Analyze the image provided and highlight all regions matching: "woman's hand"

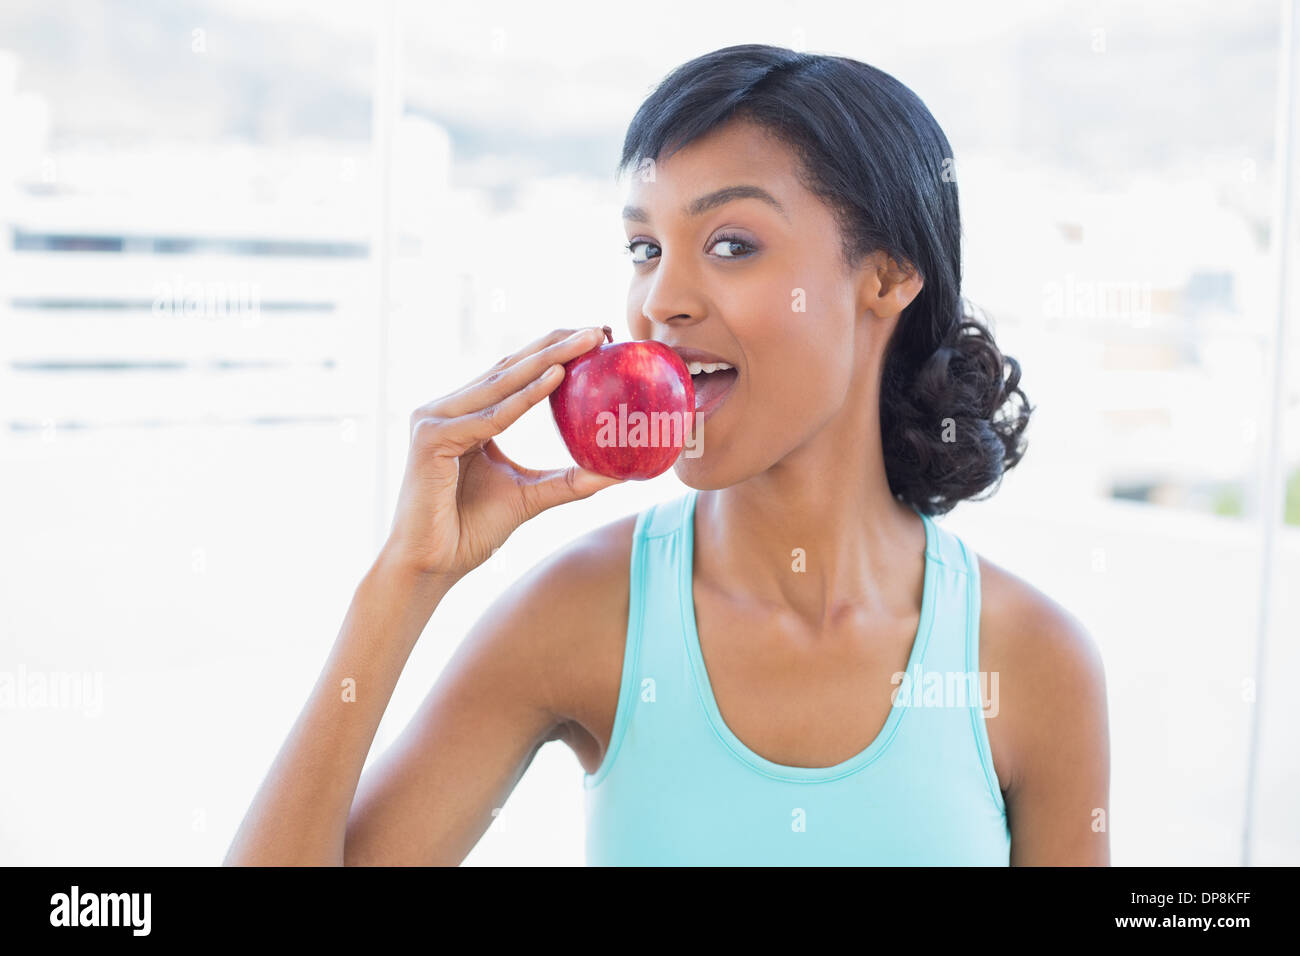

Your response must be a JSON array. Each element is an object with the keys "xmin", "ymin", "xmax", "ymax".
[{"xmin": 382, "ymin": 326, "xmax": 623, "ymax": 582}]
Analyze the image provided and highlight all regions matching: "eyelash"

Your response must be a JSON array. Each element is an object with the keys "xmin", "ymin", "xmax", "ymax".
[{"xmin": 623, "ymin": 232, "xmax": 756, "ymax": 262}]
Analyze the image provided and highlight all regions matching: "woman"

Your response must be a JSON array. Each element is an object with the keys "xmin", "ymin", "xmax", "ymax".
[{"xmin": 226, "ymin": 44, "xmax": 1110, "ymax": 866}]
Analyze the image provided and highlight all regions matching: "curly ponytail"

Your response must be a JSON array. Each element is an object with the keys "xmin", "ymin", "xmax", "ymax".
[{"xmin": 882, "ymin": 309, "xmax": 1032, "ymax": 516}]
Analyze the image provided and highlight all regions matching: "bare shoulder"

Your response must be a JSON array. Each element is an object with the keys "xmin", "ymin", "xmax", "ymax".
[
  {"xmin": 498, "ymin": 510, "xmax": 638, "ymax": 752},
  {"xmin": 974, "ymin": 550, "xmax": 1111, "ymax": 863},
  {"xmin": 976, "ymin": 553, "xmax": 1103, "ymax": 676},
  {"xmin": 975, "ymin": 552, "xmax": 1109, "ymax": 795}
]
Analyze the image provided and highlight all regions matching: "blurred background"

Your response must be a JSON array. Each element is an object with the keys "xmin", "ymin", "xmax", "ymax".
[{"xmin": 1, "ymin": 0, "xmax": 1297, "ymax": 866}]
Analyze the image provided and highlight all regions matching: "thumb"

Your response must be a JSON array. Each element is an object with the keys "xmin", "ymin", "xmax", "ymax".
[{"xmin": 524, "ymin": 465, "xmax": 625, "ymax": 517}]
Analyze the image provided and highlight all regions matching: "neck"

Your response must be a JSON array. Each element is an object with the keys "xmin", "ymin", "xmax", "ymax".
[{"xmin": 693, "ymin": 386, "xmax": 924, "ymax": 629}]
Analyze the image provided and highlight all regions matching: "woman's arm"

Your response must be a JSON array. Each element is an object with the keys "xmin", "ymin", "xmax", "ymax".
[
  {"xmin": 223, "ymin": 325, "xmax": 622, "ymax": 866},
  {"xmin": 222, "ymin": 555, "xmax": 453, "ymax": 865},
  {"xmin": 1000, "ymin": 591, "xmax": 1112, "ymax": 866},
  {"xmin": 341, "ymin": 515, "xmax": 635, "ymax": 865}
]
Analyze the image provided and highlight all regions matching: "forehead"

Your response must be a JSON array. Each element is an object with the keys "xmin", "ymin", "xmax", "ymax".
[{"xmin": 622, "ymin": 119, "xmax": 807, "ymax": 213}]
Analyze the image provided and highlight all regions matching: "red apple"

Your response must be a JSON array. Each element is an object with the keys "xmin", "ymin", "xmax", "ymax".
[{"xmin": 549, "ymin": 332, "xmax": 694, "ymax": 480}]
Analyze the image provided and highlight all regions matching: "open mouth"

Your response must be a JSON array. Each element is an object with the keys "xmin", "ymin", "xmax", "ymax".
[{"xmin": 685, "ymin": 360, "xmax": 739, "ymax": 416}]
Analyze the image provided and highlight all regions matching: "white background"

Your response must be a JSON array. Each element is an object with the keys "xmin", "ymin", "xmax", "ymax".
[{"xmin": 0, "ymin": 0, "xmax": 1297, "ymax": 866}]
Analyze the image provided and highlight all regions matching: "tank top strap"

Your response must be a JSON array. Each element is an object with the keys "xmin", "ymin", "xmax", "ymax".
[
  {"xmin": 638, "ymin": 488, "xmax": 695, "ymax": 539},
  {"xmin": 625, "ymin": 491, "xmax": 695, "ymax": 648},
  {"xmin": 898, "ymin": 508, "xmax": 1004, "ymax": 815},
  {"xmin": 920, "ymin": 512, "xmax": 982, "ymax": 676},
  {"xmin": 583, "ymin": 491, "xmax": 697, "ymax": 792},
  {"xmin": 917, "ymin": 506, "xmax": 969, "ymax": 570}
]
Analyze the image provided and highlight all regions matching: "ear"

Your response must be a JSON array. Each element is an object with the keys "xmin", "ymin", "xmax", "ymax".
[{"xmin": 857, "ymin": 251, "xmax": 924, "ymax": 321}]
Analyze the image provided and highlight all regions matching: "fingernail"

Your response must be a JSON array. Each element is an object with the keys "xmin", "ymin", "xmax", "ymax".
[{"xmin": 600, "ymin": 325, "xmax": 613, "ymax": 343}]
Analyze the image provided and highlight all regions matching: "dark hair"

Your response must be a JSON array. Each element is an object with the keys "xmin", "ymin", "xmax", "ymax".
[{"xmin": 617, "ymin": 44, "xmax": 1032, "ymax": 516}]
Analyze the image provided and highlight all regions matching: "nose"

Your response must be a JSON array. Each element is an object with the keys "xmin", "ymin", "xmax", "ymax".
[{"xmin": 635, "ymin": 252, "xmax": 706, "ymax": 333}]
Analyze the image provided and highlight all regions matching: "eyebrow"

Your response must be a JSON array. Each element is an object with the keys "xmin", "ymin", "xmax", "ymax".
[{"xmin": 622, "ymin": 185, "xmax": 788, "ymax": 223}]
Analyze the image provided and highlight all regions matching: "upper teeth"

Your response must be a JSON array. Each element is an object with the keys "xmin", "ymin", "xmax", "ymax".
[{"xmin": 686, "ymin": 361, "xmax": 734, "ymax": 375}]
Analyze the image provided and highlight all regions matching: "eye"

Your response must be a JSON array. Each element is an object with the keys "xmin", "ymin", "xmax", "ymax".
[
  {"xmin": 624, "ymin": 239, "xmax": 659, "ymax": 264},
  {"xmin": 710, "ymin": 232, "xmax": 756, "ymax": 259}
]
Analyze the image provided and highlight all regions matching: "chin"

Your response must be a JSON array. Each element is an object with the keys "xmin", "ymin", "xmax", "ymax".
[{"xmin": 672, "ymin": 452, "xmax": 746, "ymax": 491}]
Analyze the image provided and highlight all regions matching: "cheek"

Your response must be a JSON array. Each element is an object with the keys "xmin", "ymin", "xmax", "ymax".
[
  {"xmin": 736, "ymin": 279, "xmax": 856, "ymax": 421},
  {"xmin": 751, "ymin": 340, "xmax": 852, "ymax": 435}
]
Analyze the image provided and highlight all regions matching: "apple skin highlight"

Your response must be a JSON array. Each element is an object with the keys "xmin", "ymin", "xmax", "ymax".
[{"xmin": 548, "ymin": 335, "xmax": 695, "ymax": 480}]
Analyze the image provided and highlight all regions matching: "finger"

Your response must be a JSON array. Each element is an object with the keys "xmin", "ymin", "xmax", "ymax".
[
  {"xmin": 520, "ymin": 464, "xmax": 625, "ymax": 519},
  {"xmin": 472, "ymin": 327, "xmax": 578, "ymax": 386},
  {"xmin": 436, "ymin": 325, "xmax": 607, "ymax": 419},
  {"xmin": 423, "ymin": 361, "xmax": 568, "ymax": 457},
  {"xmin": 408, "ymin": 328, "xmax": 577, "ymax": 431}
]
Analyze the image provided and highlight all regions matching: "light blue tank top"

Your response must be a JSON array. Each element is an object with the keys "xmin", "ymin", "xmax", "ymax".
[{"xmin": 583, "ymin": 489, "xmax": 1010, "ymax": 865}]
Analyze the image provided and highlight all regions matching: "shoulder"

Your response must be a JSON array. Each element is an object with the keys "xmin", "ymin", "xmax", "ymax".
[
  {"xmin": 522, "ymin": 509, "xmax": 639, "ymax": 625},
  {"xmin": 974, "ymin": 550, "xmax": 1111, "ymax": 862},
  {"xmin": 976, "ymin": 553, "xmax": 1103, "ymax": 681},
  {"xmin": 482, "ymin": 509, "xmax": 639, "ymax": 729},
  {"xmin": 974, "ymin": 552, "xmax": 1109, "ymax": 793}
]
